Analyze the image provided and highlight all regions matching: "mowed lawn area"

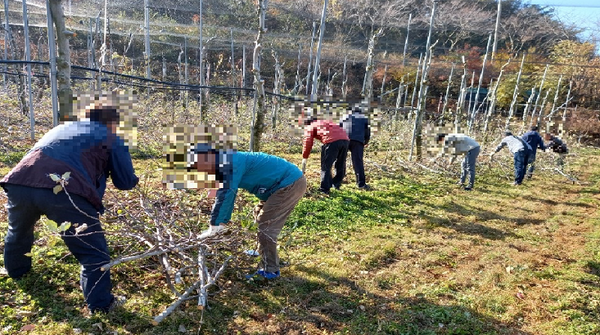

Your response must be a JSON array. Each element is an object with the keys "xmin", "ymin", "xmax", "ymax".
[{"xmin": 0, "ymin": 146, "xmax": 599, "ymax": 335}]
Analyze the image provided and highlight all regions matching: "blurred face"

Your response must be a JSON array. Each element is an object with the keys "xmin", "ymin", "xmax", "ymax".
[
  {"xmin": 106, "ymin": 120, "xmax": 118, "ymax": 134},
  {"xmin": 196, "ymin": 152, "xmax": 217, "ymax": 174}
]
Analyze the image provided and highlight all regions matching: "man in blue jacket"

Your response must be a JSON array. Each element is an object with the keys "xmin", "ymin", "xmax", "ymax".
[
  {"xmin": 340, "ymin": 107, "xmax": 371, "ymax": 190},
  {"xmin": 192, "ymin": 147, "xmax": 306, "ymax": 280},
  {"xmin": 521, "ymin": 125, "xmax": 546, "ymax": 179},
  {"xmin": 1, "ymin": 105, "xmax": 138, "ymax": 313}
]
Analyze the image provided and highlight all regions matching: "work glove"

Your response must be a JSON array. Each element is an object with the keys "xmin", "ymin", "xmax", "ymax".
[
  {"xmin": 301, "ymin": 158, "xmax": 307, "ymax": 174},
  {"xmin": 198, "ymin": 224, "xmax": 225, "ymax": 239}
]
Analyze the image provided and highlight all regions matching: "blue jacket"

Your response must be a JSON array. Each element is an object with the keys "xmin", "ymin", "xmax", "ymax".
[
  {"xmin": 0, "ymin": 120, "xmax": 138, "ymax": 210},
  {"xmin": 210, "ymin": 152, "xmax": 303, "ymax": 225},
  {"xmin": 522, "ymin": 131, "xmax": 546, "ymax": 156},
  {"xmin": 340, "ymin": 111, "xmax": 370, "ymax": 144}
]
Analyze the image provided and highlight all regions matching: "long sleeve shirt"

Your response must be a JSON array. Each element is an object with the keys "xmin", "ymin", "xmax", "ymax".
[
  {"xmin": 302, "ymin": 120, "xmax": 349, "ymax": 159},
  {"xmin": 522, "ymin": 131, "xmax": 546, "ymax": 155},
  {"xmin": 437, "ymin": 134, "xmax": 480, "ymax": 157},
  {"xmin": 340, "ymin": 112, "xmax": 371, "ymax": 144},
  {"xmin": 210, "ymin": 152, "xmax": 303, "ymax": 225},
  {"xmin": 493, "ymin": 135, "xmax": 531, "ymax": 155},
  {"xmin": 1, "ymin": 120, "xmax": 139, "ymax": 210}
]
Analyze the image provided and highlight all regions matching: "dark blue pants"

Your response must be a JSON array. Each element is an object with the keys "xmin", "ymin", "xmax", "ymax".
[
  {"xmin": 3, "ymin": 184, "xmax": 113, "ymax": 313},
  {"xmin": 513, "ymin": 150, "xmax": 528, "ymax": 184},
  {"xmin": 320, "ymin": 140, "xmax": 349, "ymax": 193},
  {"xmin": 348, "ymin": 140, "xmax": 366, "ymax": 187}
]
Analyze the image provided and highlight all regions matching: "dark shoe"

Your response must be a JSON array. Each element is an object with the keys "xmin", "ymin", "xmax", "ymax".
[
  {"xmin": 526, "ymin": 174, "xmax": 532, "ymax": 179},
  {"xmin": 333, "ymin": 184, "xmax": 341, "ymax": 190},
  {"xmin": 464, "ymin": 186, "xmax": 472, "ymax": 191},
  {"xmin": 358, "ymin": 184, "xmax": 371, "ymax": 191},
  {"xmin": 246, "ymin": 270, "xmax": 280, "ymax": 280}
]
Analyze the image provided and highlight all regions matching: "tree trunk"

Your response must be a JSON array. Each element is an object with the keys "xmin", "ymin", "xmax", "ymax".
[
  {"xmin": 439, "ymin": 63, "xmax": 454, "ymax": 125},
  {"xmin": 483, "ymin": 58, "xmax": 511, "ymax": 134},
  {"xmin": 362, "ymin": 27, "xmax": 384, "ymax": 102},
  {"xmin": 468, "ymin": 34, "xmax": 491, "ymax": 133},
  {"xmin": 409, "ymin": 0, "xmax": 437, "ymax": 161},
  {"xmin": 250, "ymin": 0, "xmax": 268, "ymax": 152},
  {"xmin": 505, "ymin": 54, "xmax": 525, "ymax": 129},
  {"xmin": 49, "ymin": 0, "xmax": 73, "ymax": 121},
  {"xmin": 310, "ymin": 0, "xmax": 328, "ymax": 102},
  {"xmin": 455, "ymin": 56, "xmax": 467, "ymax": 133}
]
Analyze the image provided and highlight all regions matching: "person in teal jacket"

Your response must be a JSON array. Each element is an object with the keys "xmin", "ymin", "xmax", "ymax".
[{"xmin": 192, "ymin": 146, "xmax": 306, "ymax": 280}]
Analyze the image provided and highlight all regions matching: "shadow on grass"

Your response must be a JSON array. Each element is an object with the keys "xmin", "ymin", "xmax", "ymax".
[
  {"xmin": 413, "ymin": 201, "xmax": 544, "ymax": 241},
  {"xmin": 520, "ymin": 195, "xmax": 596, "ymax": 208},
  {"xmin": 1, "ymin": 265, "xmax": 149, "ymax": 333},
  {"xmin": 217, "ymin": 265, "xmax": 533, "ymax": 334}
]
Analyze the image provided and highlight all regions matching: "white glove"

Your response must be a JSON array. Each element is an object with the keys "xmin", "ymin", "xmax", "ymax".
[
  {"xmin": 301, "ymin": 159, "xmax": 307, "ymax": 174},
  {"xmin": 198, "ymin": 224, "xmax": 225, "ymax": 239}
]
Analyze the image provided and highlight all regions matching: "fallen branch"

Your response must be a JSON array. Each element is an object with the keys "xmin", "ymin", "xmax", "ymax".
[
  {"xmin": 152, "ymin": 278, "xmax": 203, "ymax": 325},
  {"xmin": 540, "ymin": 167, "xmax": 580, "ymax": 184}
]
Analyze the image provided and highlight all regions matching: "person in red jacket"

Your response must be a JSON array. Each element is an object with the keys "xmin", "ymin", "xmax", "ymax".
[{"xmin": 302, "ymin": 118, "xmax": 350, "ymax": 194}]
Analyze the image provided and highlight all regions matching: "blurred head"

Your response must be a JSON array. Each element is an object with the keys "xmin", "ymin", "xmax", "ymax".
[
  {"xmin": 303, "ymin": 116, "xmax": 317, "ymax": 126},
  {"xmin": 435, "ymin": 133, "xmax": 447, "ymax": 143},
  {"xmin": 195, "ymin": 152, "xmax": 217, "ymax": 174},
  {"xmin": 544, "ymin": 133, "xmax": 553, "ymax": 141},
  {"xmin": 504, "ymin": 130, "xmax": 513, "ymax": 137},
  {"xmin": 87, "ymin": 106, "xmax": 120, "ymax": 133},
  {"xmin": 530, "ymin": 125, "xmax": 538, "ymax": 132},
  {"xmin": 190, "ymin": 143, "xmax": 217, "ymax": 174}
]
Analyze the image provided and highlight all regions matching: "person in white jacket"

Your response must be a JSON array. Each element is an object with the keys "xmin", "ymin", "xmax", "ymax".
[{"xmin": 433, "ymin": 133, "xmax": 480, "ymax": 191}]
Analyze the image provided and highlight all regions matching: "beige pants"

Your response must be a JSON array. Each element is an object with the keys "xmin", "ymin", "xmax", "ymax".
[{"xmin": 253, "ymin": 175, "xmax": 306, "ymax": 273}]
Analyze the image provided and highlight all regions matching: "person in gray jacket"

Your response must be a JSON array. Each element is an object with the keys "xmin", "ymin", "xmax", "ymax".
[
  {"xmin": 490, "ymin": 131, "xmax": 532, "ymax": 185},
  {"xmin": 434, "ymin": 133, "xmax": 480, "ymax": 191}
]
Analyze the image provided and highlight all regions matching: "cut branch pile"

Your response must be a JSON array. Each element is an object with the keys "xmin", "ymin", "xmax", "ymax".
[{"xmin": 101, "ymin": 184, "xmax": 254, "ymax": 324}]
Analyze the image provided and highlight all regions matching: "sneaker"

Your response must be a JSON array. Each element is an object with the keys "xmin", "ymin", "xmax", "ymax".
[
  {"xmin": 318, "ymin": 189, "xmax": 330, "ymax": 196},
  {"xmin": 245, "ymin": 270, "xmax": 280, "ymax": 280},
  {"xmin": 358, "ymin": 184, "xmax": 371, "ymax": 191},
  {"xmin": 464, "ymin": 186, "xmax": 472, "ymax": 191},
  {"xmin": 513, "ymin": 182, "xmax": 521, "ymax": 186},
  {"xmin": 244, "ymin": 250, "xmax": 259, "ymax": 257},
  {"xmin": 108, "ymin": 296, "xmax": 127, "ymax": 312},
  {"xmin": 91, "ymin": 296, "xmax": 126, "ymax": 314},
  {"xmin": 333, "ymin": 184, "xmax": 341, "ymax": 190}
]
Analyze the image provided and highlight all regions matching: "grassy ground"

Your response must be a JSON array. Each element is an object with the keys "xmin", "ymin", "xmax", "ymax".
[{"xmin": 0, "ymin": 143, "xmax": 599, "ymax": 334}]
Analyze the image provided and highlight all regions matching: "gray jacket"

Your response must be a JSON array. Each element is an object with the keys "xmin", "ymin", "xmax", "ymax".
[{"xmin": 494, "ymin": 135, "xmax": 532, "ymax": 155}]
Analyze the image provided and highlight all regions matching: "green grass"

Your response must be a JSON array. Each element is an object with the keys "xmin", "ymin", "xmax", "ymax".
[{"xmin": 1, "ymin": 148, "xmax": 600, "ymax": 334}]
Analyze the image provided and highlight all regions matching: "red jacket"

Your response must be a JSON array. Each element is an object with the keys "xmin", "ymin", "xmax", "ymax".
[{"xmin": 302, "ymin": 120, "xmax": 349, "ymax": 159}]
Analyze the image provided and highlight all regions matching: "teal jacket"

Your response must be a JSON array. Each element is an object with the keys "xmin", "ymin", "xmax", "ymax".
[{"xmin": 210, "ymin": 151, "xmax": 303, "ymax": 225}]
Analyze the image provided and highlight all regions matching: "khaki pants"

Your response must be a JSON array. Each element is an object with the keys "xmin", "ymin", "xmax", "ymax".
[{"xmin": 253, "ymin": 175, "xmax": 306, "ymax": 273}]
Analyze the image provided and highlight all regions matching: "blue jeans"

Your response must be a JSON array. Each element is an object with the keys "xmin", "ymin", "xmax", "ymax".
[
  {"xmin": 3, "ymin": 184, "xmax": 113, "ymax": 313},
  {"xmin": 526, "ymin": 153, "xmax": 536, "ymax": 177},
  {"xmin": 513, "ymin": 150, "xmax": 528, "ymax": 184},
  {"xmin": 460, "ymin": 146, "xmax": 480, "ymax": 188}
]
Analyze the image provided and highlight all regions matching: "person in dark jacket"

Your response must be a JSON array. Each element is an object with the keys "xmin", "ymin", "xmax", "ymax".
[
  {"xmin": 340, "ymin": 107, "xmax": 371, "ymax": 190},
  {"xmin": 544, "ymin": 133, "xmax": 568, "ymax": 168},
  {"xmin": 302, "ymin": 118, "xmax": 350, "ymax": 194},
  {"xmin": 521, "ymin": 125, "xmax": 546, "ymax": 179},
  {"xmin": 1, "ymin": 104, "xmax": 138, "ymax": 313}
]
